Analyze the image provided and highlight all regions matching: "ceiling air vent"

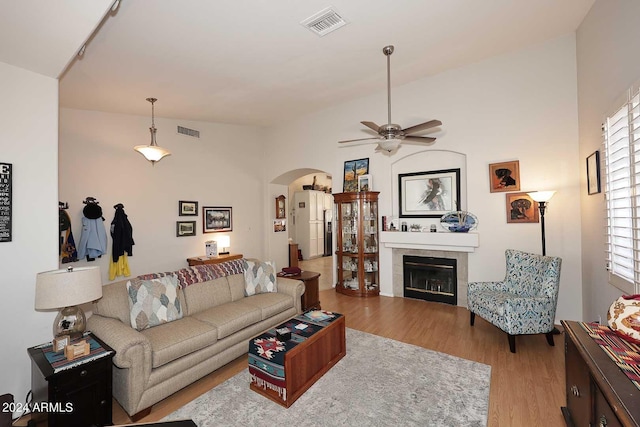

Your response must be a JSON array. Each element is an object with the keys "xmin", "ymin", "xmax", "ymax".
[
  {"xmin": 177, "ymin": 125, "xmax": 200, "ymax": 139},
  {"xmin": 301, "ymin": 7, "xmax": 348, "ymax": 37}
]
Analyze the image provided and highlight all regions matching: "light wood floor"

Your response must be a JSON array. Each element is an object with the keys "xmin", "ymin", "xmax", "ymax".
[
  {"xmin": 113, "ymin": 290, "xmax": 566, "ymax": 426},
  {"xmin": 299, "ymin": 255, "xmax": 333, "ymax": 291}
]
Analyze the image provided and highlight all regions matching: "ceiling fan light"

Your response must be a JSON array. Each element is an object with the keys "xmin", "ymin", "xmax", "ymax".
[{"xmin": 377, "ymin": 138, "xmax": 401, "ymax": 152}]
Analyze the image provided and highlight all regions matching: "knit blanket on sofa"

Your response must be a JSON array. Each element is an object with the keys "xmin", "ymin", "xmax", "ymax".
[{"xmin": 137, "ymin": 258, "xmax": 245, "ymax": 289}]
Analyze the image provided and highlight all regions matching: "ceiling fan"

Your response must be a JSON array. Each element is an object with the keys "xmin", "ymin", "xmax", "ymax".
[{"xmin": 339, "ymin": 45, "xmax": 442, "ymax": 153}]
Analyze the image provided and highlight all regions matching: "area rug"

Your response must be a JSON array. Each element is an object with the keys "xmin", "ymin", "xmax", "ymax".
[{"xmin": 162, "ymin": 328, "xmax": 491, "ymax": 426}]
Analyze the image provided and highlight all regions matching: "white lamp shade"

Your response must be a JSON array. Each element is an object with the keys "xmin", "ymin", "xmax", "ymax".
[
  {"xmin": 527, "ymin": 191, "xmax": 556, "ymax": 203},
  {"xmin": 35, "ymin": 266, "xmax": 103, "ymax": 309},
  {"xmin": 134, "ymin": 145, "xmax": 171, "ymax": 162},
  {"xmin": 377, "ymin": 138, "xmax": 401, "ymax": 152},
  {"xmin": 216, "ymin": 235, "xmax": 231, "ymax": 249}
]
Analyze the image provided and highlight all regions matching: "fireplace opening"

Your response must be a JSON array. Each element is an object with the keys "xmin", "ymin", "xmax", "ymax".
[{"xmin": 403, "ymin": 255, "xmax": 457, "ymax": 305}]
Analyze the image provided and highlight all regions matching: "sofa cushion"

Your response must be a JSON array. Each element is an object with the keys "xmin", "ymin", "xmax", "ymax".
[
  {"xmin": 243, "ymin": 259, "xmax": 277, "ymax": 296},
  {"xmin": 193, "ymin": 301, "xmax": 262, "ymax": 339},
  {"xmin": 140, "ymin": 317, "xmax": 218, "ymax": 368},
  {"xmin": 127, "ymin": 275, "xmax": 183, "ymax": 331},
  {"xmin": 243, "ymin": 292, "xmax": 294, "ymax": 319},
  {"xmin": 93, "ymin": 280, "xmax": 131, "ymax": 324},
  {"xmin": 182, "ymin": 277, "xmax": 232, "ymax": 316},
  {"xmin": 227, "ymin": 273, "xmax": 247, "ymax": 301}
]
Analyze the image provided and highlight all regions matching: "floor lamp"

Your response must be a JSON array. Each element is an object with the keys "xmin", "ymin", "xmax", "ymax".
[
  {"xmin": 527, "ymin": 191, "xmax": 556, "ymax": 256},
  {"xmin": 527, "ymin": 190, "xmax": 559, "ymax": 334}
]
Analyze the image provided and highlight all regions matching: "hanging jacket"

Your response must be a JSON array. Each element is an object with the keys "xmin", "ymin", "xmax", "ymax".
[
  {"xmin": 59, "ymin": 209, "xmax": 78, "ymax": 263},
  {"xmin": 111, "ymin": 204, "xmax": 134, "ymax": 262},
  {"xmin": 77, "ymin": 216, "xmax": 107, "ymax": 260}
]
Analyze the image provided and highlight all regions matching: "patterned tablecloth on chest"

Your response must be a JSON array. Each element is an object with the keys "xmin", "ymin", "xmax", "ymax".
[{"xmin": 248, "ymin": 311, "xmax": 343, "ymax": 401}]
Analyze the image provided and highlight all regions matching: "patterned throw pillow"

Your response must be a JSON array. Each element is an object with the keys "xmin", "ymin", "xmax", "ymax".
[
  {"xmin": 127, "ymin": 275, "xmax": 183, "ymax": 331},
  {"xmin": 243, "ymin": 259, "xmax": 277, "ymax": 296}
]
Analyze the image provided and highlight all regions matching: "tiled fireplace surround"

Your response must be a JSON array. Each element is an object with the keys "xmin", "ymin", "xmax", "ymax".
[{"xmin": 379, "ymin": 231, "xmax": 479, "ymax": 308}]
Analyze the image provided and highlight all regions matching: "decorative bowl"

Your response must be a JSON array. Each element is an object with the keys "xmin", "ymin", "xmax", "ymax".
[
  {"xmin": 440, "ymin": 211, "xmax": 478, "ymax": 232},
  {"xmin": 608, "ymin": 294, "xmax": 640, "ymax": 344}
]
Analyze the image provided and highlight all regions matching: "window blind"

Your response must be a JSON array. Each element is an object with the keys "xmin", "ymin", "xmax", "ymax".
[{"xmin": 604, "ymin": 87, "xmax": 640, "ymax": 294}]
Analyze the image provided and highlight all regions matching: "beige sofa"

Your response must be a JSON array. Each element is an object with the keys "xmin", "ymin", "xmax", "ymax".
[{"xmin": 86, "ymin": 260, "xmax": 304, "ymax": 419}]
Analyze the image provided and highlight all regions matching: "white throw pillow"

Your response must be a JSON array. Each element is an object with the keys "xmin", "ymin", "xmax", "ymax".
[{"xmin": 243, "ymin": 259, "xmax": 277, "ymax": 296}]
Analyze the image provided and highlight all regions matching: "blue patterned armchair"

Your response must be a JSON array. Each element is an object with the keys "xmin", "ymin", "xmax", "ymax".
[{"xmin": 467, "ymin": 249, "xmax": 562, "ymax": 353}]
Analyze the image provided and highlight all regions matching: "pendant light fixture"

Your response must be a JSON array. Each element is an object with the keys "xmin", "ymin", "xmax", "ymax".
[{"xmin": 134, "ymin": 97, "xmax": 171, "ymax": 165}]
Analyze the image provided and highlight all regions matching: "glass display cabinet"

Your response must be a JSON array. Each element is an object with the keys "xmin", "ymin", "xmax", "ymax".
[{"xmin": 333, "ymin": 191, "xmax": 379, "ymax": 297}]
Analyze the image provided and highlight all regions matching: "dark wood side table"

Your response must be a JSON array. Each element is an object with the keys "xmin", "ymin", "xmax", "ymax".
[
  {"xmin": 187, "ymin": 253, "xmax": 243, "ymax": 266},
  {"xmin": 278, "ymin": 270, "xmax": 321, "ymax": 311},
  {"xmin": 28, "ymin": 333, "xmax": 115, "ymax": 427}
]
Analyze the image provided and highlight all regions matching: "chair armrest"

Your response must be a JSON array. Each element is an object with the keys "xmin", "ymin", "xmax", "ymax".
[
  {"xmin": 276, "ymin": 277, "xmax": 305, "ymax": 313},
  {"xmin": 87, "ymin": 314, "xmax": 152, "ymax": 371}
]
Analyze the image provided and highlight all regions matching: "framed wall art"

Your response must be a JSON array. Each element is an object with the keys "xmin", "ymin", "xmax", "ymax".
[
  {"xmin": 505, "ymin": 192, "xmax": 539, "ymax": 223},
  {"xmin": 203, "ymin": 206, "xmax": 232, "ymax": 233},
  {"xmin": 179, "ymin": 200, "xmax": 198, "ymax": 216},
  {"xmin": 399, "ymin": 168, "xmax": 460, "ymax": 218},
  {"xmin": 587, "ymin": 150, "xmax": 601, "ymax": 195},
  {"xmin": 358, "ymin": 174, "xmax": 372, "ymax": 192},
  {"xmin": 489, "ymin": 161, "xmax": 520, "ymax": 193},
  {"xmin": 176, "ymin": 221, "xmax": 196, "ymax": 237},
  {"xmin": 343, "ymin": 158, "xmax": 369, "ymax": 192}
]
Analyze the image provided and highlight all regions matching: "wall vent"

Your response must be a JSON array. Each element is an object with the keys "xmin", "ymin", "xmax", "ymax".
[
  {"xmin": 177, "ymin": 126, "xmax": 200, "ymax": 138},
  {"xmin": 301, "ymin": 7, "xmax": 348, "ymax": 37}
]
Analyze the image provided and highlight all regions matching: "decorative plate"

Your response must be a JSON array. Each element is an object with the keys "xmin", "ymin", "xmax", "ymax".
[{"xmin": 440, "ymin": 211, "xmax": 478, "ymax": 232}]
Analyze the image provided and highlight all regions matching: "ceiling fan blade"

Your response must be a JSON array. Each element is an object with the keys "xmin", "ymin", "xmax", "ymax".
[
  {"xmin": 360, "ymin": 121, "xmax": 381, "ymax": 132},
  {"xmin": 403, "ymin": 136, "xmax": 437, "ymax": 143},
  {"xmin": 402, "ymin": 120, "xmax": 442, "ymax": 135},
  {"xmin": 338, "ymin": 137, "xmax": 380, "ymax": 144}
]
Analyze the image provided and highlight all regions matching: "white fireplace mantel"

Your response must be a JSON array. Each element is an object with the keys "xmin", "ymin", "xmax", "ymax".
[{"xmin": 379, "ymin": 231, "xmax": 479, "ymax": 252}]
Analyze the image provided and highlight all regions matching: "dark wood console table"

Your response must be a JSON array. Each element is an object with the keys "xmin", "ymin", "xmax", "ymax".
[{"xmin": 561, "ymin": 320, "xmax": 640, "ymax": 426}]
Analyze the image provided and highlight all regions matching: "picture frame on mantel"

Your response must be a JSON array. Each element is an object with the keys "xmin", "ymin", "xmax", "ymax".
[
  {"xmin": 586, "ymin": 150, "xmax": 601, "ymax": 195},
  {"xmin": 203, "ymin": 206, "xmax": 232, "ymax": 233},
  {"xmin": 399, "ymin": 168, "xmax": 460, "ymax": 218}
]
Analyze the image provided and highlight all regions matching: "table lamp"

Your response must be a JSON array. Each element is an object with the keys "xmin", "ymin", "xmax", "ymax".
[
  {"xmin": 217, "ymin": 236, "xmax": 230, "ymax": 255},
  {"xmin": 35, "ymin": 266, "xmax": 103, "ymax": 339}
]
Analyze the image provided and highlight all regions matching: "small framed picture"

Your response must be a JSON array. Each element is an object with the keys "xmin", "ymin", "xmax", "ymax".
[
  {"xmin": 203, "ymin": 207, "xmax": 232, "ymax": 233},
  {"xmin": 274, "ymin": 219, "xmax": 286, "ymax": 232},
  {"xmin": 489, "ymin": 161, "xmax": 520, "ymax": 193},
  {"xmin": 587, "ymin": 150, "xmax": 601, "ymax": 195},
  {"xmin": 358, "ymin": 174, "xmax": 372, "ymax": 192},
  {"xmin": 505, "ymin": 192, "xmax": 539, "ymax": 223},
  {"xmin": 176, "ymin": 221, "xmax": 196, "ymax": 237},
  {"xmin": 53, "ymin": 335, "xmax": 70, "ymax": 353},
  {"xmin": 343, "ymin": 158, "xmax": 369, "ymax": 192},
  {"xmin": 179, "ymin": 201, "xmax": 198, "ymax": 216}
]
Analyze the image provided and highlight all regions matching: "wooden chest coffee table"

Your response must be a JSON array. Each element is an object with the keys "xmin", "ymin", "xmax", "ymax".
[{"xmin": 248, "ymin": 312, "xmax": 346, "ymax": 407}]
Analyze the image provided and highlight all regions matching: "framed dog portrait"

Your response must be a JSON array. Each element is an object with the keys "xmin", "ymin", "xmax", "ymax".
[
  {"xmin": 489, "ymin": 161, "xmax": 520, "ymax": 193},
  {"xmin": 505, "ymin": 192, "xmax": 539, "ymax": 223}
]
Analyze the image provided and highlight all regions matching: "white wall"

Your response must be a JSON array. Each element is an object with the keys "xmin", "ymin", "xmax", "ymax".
[
  {"xmin": 0, "ymin": 61, "xmax": 59, "ymax": 407},
  {"xmin": 576, "ymin": 0, "xmax": 640, "ymax": 322},
  {"xmin": 266, "ymin": 34, "xmax": 582, "ymax": 321},
  {"xmin": 59, "ymin": 108, "xmax": 266, "ymax": 283}
]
